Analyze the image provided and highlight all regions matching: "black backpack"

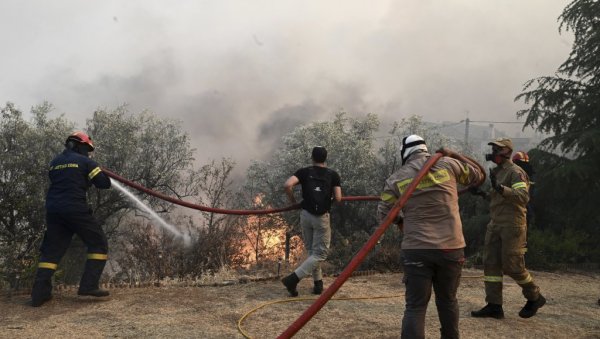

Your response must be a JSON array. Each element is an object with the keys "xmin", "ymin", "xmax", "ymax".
[{"xmin": 302, "ymin": 167, "xmax": 333, "ymax": 215}]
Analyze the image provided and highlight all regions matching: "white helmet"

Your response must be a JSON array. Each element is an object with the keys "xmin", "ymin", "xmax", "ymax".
[{"xmin": 401, "ymin": 134, "xmax": 427, "ymax": 164}]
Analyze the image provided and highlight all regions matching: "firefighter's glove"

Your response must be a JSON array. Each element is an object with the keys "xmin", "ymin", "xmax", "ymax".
[
  {"xmin": 489, "ymin": 170, "xmax": 503, "ymax": 194},
  {"xmin": 436, "ymin": 147, "xmax": 454, "ymax": 157}
]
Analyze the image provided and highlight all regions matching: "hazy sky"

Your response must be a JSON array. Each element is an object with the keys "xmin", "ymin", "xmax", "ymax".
[{"xmin": 0, "ymin": 0, "xmax": 573, "ymax": 167}]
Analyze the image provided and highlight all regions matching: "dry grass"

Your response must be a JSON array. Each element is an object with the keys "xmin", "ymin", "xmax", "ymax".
[{"xmin": 1, "ymin": 269, "xmax": 599, "ymax": 338}]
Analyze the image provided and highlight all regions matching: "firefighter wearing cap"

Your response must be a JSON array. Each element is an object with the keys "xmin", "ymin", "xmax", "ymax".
[
  {"xmin": 31, "ymin": 131, "xmax": 111, "ymax": 307},
  {"xmin": 377, "ymin": 135, "xmax": 484, "ymax": 339},
  {"xmin": 471, "ymin": 138, "xmax": 545, "ymax": 319}
]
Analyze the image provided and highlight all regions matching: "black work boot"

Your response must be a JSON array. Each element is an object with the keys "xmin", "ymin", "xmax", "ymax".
[
  {"xmin": 31, "ymin": 268, "xmax": 54, "ymax": 307},
  {"xmin": 78, "ymin": 258, "xmax": 109, "ymax": 297},
  {"xmin": 78, "ymin": 289, "xmax": 110, "ymax": 297},
  {"xmin": 313, "ymin": 280, "xmax": 323, "ymax": 295},
  {"xmin": 519, "ymin": 294, "xmax": 546, "ymax": 318},
  {"xmin": 471, "ymin": 303, "xmax": 505, "ymax": 319},
  {"xmin": 281, "ymin": 272, "xmax": 300, "ymax": 297}
]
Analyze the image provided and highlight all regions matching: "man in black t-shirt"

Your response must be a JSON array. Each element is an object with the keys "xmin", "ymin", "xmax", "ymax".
[{"xmin": 281, "ymin": 146, "xmax": 342, "ymax": 296}]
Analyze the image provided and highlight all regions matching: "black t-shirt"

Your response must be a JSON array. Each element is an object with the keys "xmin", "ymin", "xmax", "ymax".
[{"xmin": 294, "ymin": 166, "xmax": 341, "ymax": 215}]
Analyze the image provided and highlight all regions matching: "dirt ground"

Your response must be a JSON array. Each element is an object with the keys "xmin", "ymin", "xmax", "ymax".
[{"xmin": 1, "ymin": 269, "xmax": 599, "ymax": 339}]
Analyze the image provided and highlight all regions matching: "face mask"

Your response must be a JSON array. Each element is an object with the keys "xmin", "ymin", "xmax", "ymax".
[{"xmin": 485, "ymin": 149, "xmax": 505, "ymax": 164}]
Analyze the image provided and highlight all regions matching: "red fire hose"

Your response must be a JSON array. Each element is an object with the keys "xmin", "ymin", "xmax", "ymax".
[
  {"xmin": 102, "ymin": 168, "xmax": 379, "ymax": 215},
  {"xmin": 103, "ymin": 151, "xmax": 484, "ymax": 338},
  {"xmin": 277, "ymin": 152, "xmax": 444, "ymax": 338}
]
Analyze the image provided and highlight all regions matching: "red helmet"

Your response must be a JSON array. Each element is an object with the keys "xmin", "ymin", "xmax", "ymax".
[
  {"xmin": 512, "ymin": 151, "xmax": 529, "ymax": 163},
  {"xmin": 66, "ymin": 131, "xmax": 95, "ymax": 151}
]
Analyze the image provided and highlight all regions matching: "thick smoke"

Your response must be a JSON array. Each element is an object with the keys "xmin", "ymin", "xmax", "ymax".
[{"xmin": 0, "ymin": 0, "xmax": 572, "ymax": 169}]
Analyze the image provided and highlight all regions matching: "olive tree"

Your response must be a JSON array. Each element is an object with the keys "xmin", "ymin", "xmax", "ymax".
[
  {"xmin": 87, "ymin": 108, "xmax": 248, "ymax": 281},
  {"xmin": 0, "ymin": 102, "xmax": 242, "ymax": 287},
  {"xmin": 0, "ymin": 102, "xmax": 73, "ymax": 288},
  {"xmin": 242, "ymin": 113, "xmax": 384, "ymax": 271}
]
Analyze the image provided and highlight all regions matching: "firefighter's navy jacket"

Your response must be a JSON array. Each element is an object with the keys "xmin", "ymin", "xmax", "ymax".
[{"xmin": 45, "ymin": 149, "xmax": 111, "ymax": 213}]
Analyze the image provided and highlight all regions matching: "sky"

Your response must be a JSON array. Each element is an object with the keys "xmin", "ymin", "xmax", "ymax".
[{"xmin": 0, "ymin": 0, "xmax": 573, "ymax": 169}]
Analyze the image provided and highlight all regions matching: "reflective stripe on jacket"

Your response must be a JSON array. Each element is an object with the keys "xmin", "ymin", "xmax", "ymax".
[
  {"xmin": 489, "ymin": 160, "xmax": 529, "ymax": 226},
  {"xmin": 377, "ymin": 152, "xmax": 484, "ymax": 249},
  {"xmin": 45, "ymin": 149, "xmax": 111, "ymax": 213}
]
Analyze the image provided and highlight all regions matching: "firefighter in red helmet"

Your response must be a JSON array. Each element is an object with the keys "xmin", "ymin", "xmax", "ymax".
[
  {"xmin": 31, "ymin": 131, "xmax": 111, "ymax": 307},
  {"xmin": 512, "ymin": 151, "xmax": 529, "ymax": 163},
  {"xmin": 512, "ymin": 151, "xmax": 533, "ymax": 179}
]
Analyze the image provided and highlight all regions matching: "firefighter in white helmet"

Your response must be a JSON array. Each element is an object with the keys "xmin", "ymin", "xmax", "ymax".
[{"xmin": 377, "ymin": 135, "xmax": 484, "ymax": 339}]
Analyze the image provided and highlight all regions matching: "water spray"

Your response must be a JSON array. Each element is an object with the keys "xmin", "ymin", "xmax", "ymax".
[{"xmin": 111, "ymin": 179, "xmax": 192, "ymax": 247}]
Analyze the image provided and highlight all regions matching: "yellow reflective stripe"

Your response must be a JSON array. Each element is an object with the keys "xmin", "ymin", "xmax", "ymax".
[
  {"xmin": 484, "ymin": 276, "xmax": 503, "ymax": 282},
  {"xmin": 395, "ymin": 178, "xmax": 413, "ymax": 195},
  {"xmin": 396, "ymin": 169, "xmax": 451, "ymax": 194},
  {"xmin": 380, "ymin": 192, "xmax": 397, "ymax": 203},
  {"xmin": 516, "ymin": 274, "xmax": 533, "ymax": 285},
  {"xmin": 88, "ymin": 167, "xmax": 102, "ymax": 180},
  {"xmin": 511, "ymin": 182, "xmax": 527, "ymax": 190},
  {"xmin": 87, "ymin": 253, "xmax": 108, "ymax": 260},
  {"xmin": 38, "ymin": 262, "xmax": 58, "ymax": 270},
  {"xmin": 50, "ymin": 163, "xmax": 79, "ymax": 171}
]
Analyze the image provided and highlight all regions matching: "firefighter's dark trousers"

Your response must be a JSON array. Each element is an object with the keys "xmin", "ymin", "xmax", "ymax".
[
  {"xmin": 401, "ymin": 249, "xmax": 464, "ymax": 339},
  {"xmin": 483, "ymin": 223, "xmax": 540, "ymax": 305},
  {"xmin": 32, "ymin": 212, "xmax": 108, "ymax": 303}
]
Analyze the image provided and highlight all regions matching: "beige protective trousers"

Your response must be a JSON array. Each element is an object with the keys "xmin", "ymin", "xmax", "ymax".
[{"xmin": 483, "ymin": 223, "xmax": 540, "ymax": 305}]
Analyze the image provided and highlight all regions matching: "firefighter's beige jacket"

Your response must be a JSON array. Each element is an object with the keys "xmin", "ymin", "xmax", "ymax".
[
  {"xmin": 489, "ymin": 160, "xmax": 530, "ymax": 226},
  {"xmin": 377, "ymin": 152, "xmax": 484, "ymax": 249}
]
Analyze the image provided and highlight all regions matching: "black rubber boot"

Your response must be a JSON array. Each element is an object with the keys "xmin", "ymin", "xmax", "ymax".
[
  {"xmin": 78, "ymin": 259, "xmax": 109, "ymax": 297},
  {"xmin": 313, "ymin": 280, "xmax": 323, "ymax": 295},
  {"xmin": 281, "ymin": 272, "xmax": 300, "ymax": 297},
  {"xmin": 78, "ymin": 289, "xmax": 110, "ymax": 297},
  {"xmin": 519, "ymin": 294, "xmax": 546, "ymax": 318},
  {"xmin": 471, "ymin": 303, "xmax": 505, "ymax": 319},
  {"xmin": 31, "ymin": 268, "xmax": 54, "ymax": 307}
]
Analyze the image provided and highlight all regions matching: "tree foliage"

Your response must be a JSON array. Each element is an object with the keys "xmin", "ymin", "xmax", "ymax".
[
  {"xmin": 243, "ymin": 113, "xmax": 466, "ymax": 271},
  {"xmin": 0, "ymin": 103, "xmax": 246, "ymax": 287},
  {"xmin": 516, "ymin": 0, "xmax": 600, "ymax": 158},
  {"xmin": 87, "ymin": 106, "xmax": 203, "ymax": 233},
  {"xmin": 246, "ymin": 113, "xmax": 382, "ymax": 235},
  {"xmin": 0, "ymin": 102, "xmax": 73, "ymax": 287},
  {"xmin": 515, "ymin": 0, "xmax": 600, "ymax": 264},
  {"xmin": 378, "ymin": 115, "xmax": 460, "ymax": 181},
  {"xmin": 195, "ymin": 158, "xmax": 236, "ymax": 234}
]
